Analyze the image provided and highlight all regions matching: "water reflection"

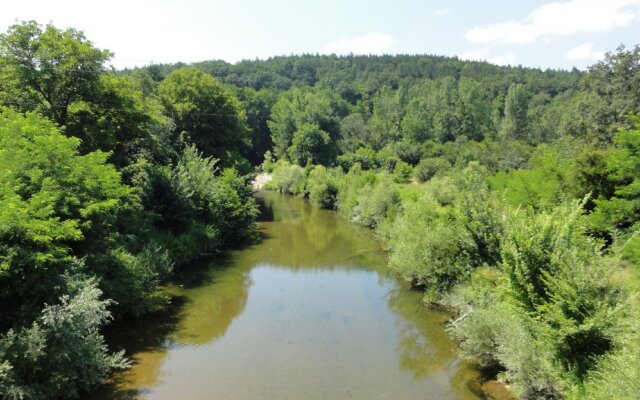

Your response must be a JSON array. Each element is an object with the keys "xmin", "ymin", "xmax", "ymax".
[{"xmin": 95, "ymin": 192, "xmax": 484, "ymax": 400}]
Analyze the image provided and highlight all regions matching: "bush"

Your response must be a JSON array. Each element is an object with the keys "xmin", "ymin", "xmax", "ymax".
[
  {"xmin": 306, "ymin": 165, "xmax": 341, "ymax": 209},
  {"xmin": 350, "ymin": 174, "xmax": 401, "ymax": 229},
  {"xmin": 387, "ymin": 194, "xmax": 471, "ymax": 293},
  {"xmin": 336, "ymin": 147, "xmax": 378, "ymax": 171},
  {"xmin": 415, "ymin": 157, "xmax": 451, "ymax": 182},
  {"xmin": 392, "ymin": 160, "xmax": 413, "ymax": 183},
  {"xmin": 269, "ymin": 160, "xmax": 306, "ymax": 195},
  {"xmin": 0, "ymin": 278, "xmax": 128, "ymax": 400},
  {"xmin": 173, "ymin": 146, "xmax": 258, "ymax": 247},
  {"xmin": 501, "ymin": 202, "xmax": 620, "ymax": 378}
]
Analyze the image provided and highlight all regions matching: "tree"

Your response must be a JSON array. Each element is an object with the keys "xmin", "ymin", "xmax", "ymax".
[
  {"xmin": 456, "ymin": 78, "xmax": 491, "ymax": 141},
  {"xmin": 562, "ymin": 46, "xmax": 640, "ymax": 142},
  {"xmin": 236, "ymin": 87, "xmax": 277, "ymax": 164},
  {"xmin": 591, "ymin": 117, "xmax": 640, "ymax": 233},
  {"xmin": 268, "ymin": 86, "xmax": 347, "ymax": 165},
  {"xmin": 287, "ymin": 122, "xmax": 331, "ymax": 165},
  {"xmin": 0, "ymin": 108, "xmax": 170, "ymax": 324},
  {"xmin": 0, "ymin": 21, "xmax": 111, "ymax": 126},
  {"xmin": 158, "ymin": 67, "xmax": 249, "ymax": 161},
  {"xmin": 501, "ymin": 83, "xmax": 529, "ymax": 141},
  {"xmin": 65, "ymin": 74, "xmax": 171, "ymax": 167},
  {"xmin": 369, "ymin": 85, "xmax": 405, "ymax": 149}
]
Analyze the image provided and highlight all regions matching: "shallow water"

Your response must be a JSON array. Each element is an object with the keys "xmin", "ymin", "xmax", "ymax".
[{"xmin": 97, "ymin": 192, "xmax": 486, "ymax": 400}]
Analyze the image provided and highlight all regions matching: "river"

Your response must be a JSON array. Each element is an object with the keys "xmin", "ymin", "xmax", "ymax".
[{"xmin": 96, "ymin": 191, "xmax": 494, "ymax": 400}]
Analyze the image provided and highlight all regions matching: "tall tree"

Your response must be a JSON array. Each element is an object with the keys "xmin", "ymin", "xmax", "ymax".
[
  {"xmin": 268, "ymin": 87, "xmax": 347, "ymax": 165},
  {"xmin": 158, "ymin": 67, "xmax": 249, "ymax": 161},
  {"xmin": 0, "ymin": 21, "xmax": 111, "ymax": 126},
  {"xmin": 501, "ymin": 83, "xmax": 529, "ymax": 141}
]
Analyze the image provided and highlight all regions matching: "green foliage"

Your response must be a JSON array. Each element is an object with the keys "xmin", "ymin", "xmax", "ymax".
[
  {"xmin": 0, "ymin": 108, "xmax": 135, "ymax": 323},
  {"xmin": 591, "ymin": 120, "xmax": 640, "ymax": 234},
  {"xmin": 268, "ymin": 86, "xmax": 347, "ymax": 165},
  {"xmin": 158, "ymin": 67, "xmax": 249, "ymax": 160},
  {"xmin": 66, "ymin": 74, "xmax": 171, "ymax": 167},
  {"xmin": 236, "ymin": 87, "xmax": 277, "ymax": 164},
  {"xmin": 0, "ymin": 278, "xmax": 128, "ymax": 400},
  {"xmin": 369, "ymin": 86, "xmax": 405, "ymax": 149},
  {"xmin": 388, "ymin": 193, "xmax": 470, "ymax": 293},
  {"xmin": 172, "ymin": 146, "xmax": 258, "ymax": 247},
  {"xmin": 563, "ymin": 45, "xmax": 640, "ymax": 142},
  {"xmin": 392, "ymin": 160, "xmax": 413, "ymax": 183},
  {"xmin": 489, "ymin": 142, "xmax": 580, "ymax": 209},
  {"xmin": 350, "ymin": 174, "xmax": 401, "ymax": 229},
  {"xmin": 0, "ymin": 21, "xmax": 111, "ymax": 126},
  {"xmin": 288, "ymin": 122, "xmax": 331, "ymax": 165},
  {"xmin": 268, "ymin": 160, "xmax": 306, "ymax": 195},
  {"xmin": 414, "ymin": 157, "xmax": 451, "ymax": 182},
  {"xmin": 336, "ymin": 147, "xmax": 378, "ymax": 170},
  {"xmin": 501, "ymin": 202, "xmax": 621, "ymax": 383},
  {"xmin": 501, "ymin": 83, "xmax": 530, "ymax": 142},
  {"xmin": 388, "ymin": 169, "xmax": 504, "ymax": 294},
  {"xmin": 306, "ymin": 165, "xmax": 340, "ymax": 209}
]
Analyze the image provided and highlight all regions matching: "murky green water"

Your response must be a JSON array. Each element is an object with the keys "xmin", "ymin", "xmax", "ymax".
[{"xmin": 98, "ymin": 192, "xmax": 488, "ymax": 400}]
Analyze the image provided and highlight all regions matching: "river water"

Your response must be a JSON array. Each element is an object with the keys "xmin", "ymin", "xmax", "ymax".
[{"xmin": 97, "ymin": 191, "xmax": 490, "ymax": 400}]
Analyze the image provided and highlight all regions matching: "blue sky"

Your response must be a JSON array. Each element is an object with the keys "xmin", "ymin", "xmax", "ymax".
[{"xmin": 2, "ymin": 0, "xmax": 640, "ymax": 70}]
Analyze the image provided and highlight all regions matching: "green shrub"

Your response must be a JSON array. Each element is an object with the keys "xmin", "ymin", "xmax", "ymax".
[
  {"xmin": 392, "ymin": 160, "xmax": 413, "ymax": 183},
  {"xmin": 336, "ymin": 147, "xmax": 378, "ymax": 170},
  {"xmin": 0, "ymin": 278, "xmax": 128, "ymax": 400},
  {"xmin": 173, "ymin": 146, "xmax": 258, "ymax": 247},
  {"xmin": 335, "ymin": 163, "xmax": 377, "ymax": 217},
  {"xmin": 269, "ymin": 160, "xmax": 306, "ymax": 195},
  {"xmin": 415, "ymin": 157, "xmax": 451, "ymax": 182},
  {"xmin": 388, "ymin": 194, "xmax": 471, "ymax": 292},
  {"xmin": 306, "ymin": 165, "xmax": 341, "ymax": 209},
  {"xmin": 350, "ymin": 174, "xmax": 401, "ymax": 229}
]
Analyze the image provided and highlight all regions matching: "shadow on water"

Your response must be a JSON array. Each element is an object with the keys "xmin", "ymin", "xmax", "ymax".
[{"xmin": 92, "ymin": 296, "xmax": 187, "ymax": 399}]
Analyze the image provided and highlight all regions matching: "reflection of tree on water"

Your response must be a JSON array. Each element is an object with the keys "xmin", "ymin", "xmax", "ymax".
[
  {"xmin": 93, "ymin": 296, "xmax": 188, "ymax": 399},
  {"xmin": 256, "ymin": 192, "xmax": 388, "ymax": 271},
  {"xmin": 387, "ymin": 285, "xmax": 456, "ymax": 378},
  {"xmin": 386, "ymin": 284, "xmax": 487, "ymax": 399},
  {"xmin": 95, "ymin": 254, "xmax": 253, "ymax": 398}
]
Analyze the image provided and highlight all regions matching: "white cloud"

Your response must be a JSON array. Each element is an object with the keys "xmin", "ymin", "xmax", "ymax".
[
  {"xmin": 566, "ymin": 42, "xmax": 605, "ymax": 60},
  {"xmin": 436, "ymin": 7, "xmax": 455, "ymax": 16},
  {"xmin": 458, "ymin": 47, "xmax": 517, "ymax": 65},
  {"xmin": 324, "ymin": 33, "xmax": 394, "ymax": 55},
  {"xmin": 458, "ymin": 47, "xmax": 491, "ymax": 61},
  {"xmin": 467, "ymin": 0, "xmax": 640, "ymax": 44},
  {"xmin": 489, "ymin": 52, "xmax": 518, "ymax": 66}
]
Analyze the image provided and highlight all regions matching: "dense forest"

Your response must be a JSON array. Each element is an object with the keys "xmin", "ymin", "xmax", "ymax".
[{"xmin": 1, "ymin": 19, "xmax": 640, "ymax": 399}]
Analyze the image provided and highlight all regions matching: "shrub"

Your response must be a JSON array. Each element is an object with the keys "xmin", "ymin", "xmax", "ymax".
[
  {"xmin": 415, "ymin": 157, "xmax": 451, "ymax": 182},
  {"xmin": 0, "ymin": 278, "xmax": 128, "ymax": 400},
  {"xmin": 306, "ymin": 165, "xmax": 341, "ymax": 209},
  {"xmin": 269, "ymin": 160, "xmax": 306, "ymax": 195},
  {"xmin": 388, "ymin": 194, "xmax": 471, "ymax": 292},
  {"xmin": 392, "ymin": 160, "xmax": 413, "ymax": 183},
  {"xmin": 350, "ymin": 174, "xmax": 401, "ymax": 229}
]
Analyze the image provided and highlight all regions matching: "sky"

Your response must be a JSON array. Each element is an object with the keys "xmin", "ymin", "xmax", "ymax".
[{"xmin": 1, "ymin": 0, "xmax": 640, "ymax": 70}]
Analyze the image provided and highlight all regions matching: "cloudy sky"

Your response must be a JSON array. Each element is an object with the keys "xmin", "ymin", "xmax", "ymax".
[{"xmin": 2, "ymin": 0, "xmax": 639, "ymax": 70}]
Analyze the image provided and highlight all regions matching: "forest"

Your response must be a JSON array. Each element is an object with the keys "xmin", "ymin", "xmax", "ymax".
[{"xmin": 1, "ymin": 20, "xmax": 640, "ymax": 399}]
